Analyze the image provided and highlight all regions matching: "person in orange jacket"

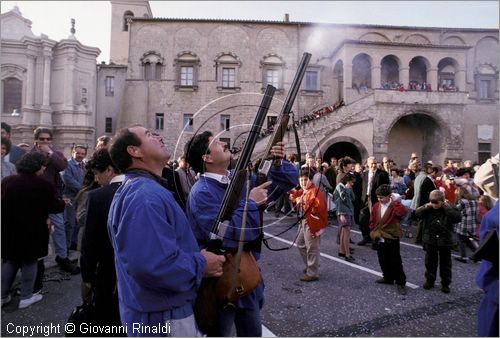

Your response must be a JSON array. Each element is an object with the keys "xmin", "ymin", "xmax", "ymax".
[{"xmin": 290, "ymin": 168, "xmax": 328, "ymax": 282}]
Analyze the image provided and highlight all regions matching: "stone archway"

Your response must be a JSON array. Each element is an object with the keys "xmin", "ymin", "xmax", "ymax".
[
  {"xmin": 317, "ymin": 136, "xmax": 368, "ymax": 164},
  {"xmin": 387, "ymin": 113, "xmax": 446, "ymax": 167}
]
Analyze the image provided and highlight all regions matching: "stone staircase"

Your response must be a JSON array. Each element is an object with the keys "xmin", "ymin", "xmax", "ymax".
[{"xmin": 253, "ymin": 93, "xmax": 376, "ymax": 157}]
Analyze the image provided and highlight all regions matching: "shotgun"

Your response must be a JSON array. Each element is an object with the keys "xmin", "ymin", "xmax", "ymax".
[
  {"xmin": 256, "ymin": 52, "xmax": 311, "ymax": 179},
  {"xmin": 193, "ymin": 84, "xmax": 276, "ymax": 335}
]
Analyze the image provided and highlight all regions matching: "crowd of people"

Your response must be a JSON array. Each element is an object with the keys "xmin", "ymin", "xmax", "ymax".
[
  {"xmin": 379, "ymin": 81, "xmax": 459, "ymax": 92},
  {"xmin": 1, "ymin": 120, "xmax": 498, "ymax": 337}
]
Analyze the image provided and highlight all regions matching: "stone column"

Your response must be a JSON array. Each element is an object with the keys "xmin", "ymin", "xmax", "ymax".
[
  {"xmin": 65, "ymin": 54, "xmax": 76, "ymax": 108},
  {"xmin": 455, "ymin": 68, "xmax": 466, "ymax": 91},
  {"xmin": 25, "ymin": 54, "xmax": 36, "ymax": 108},
  {"xmin": 40, "ymin": 50, "xmax": 53, "ymax": 125},
  {"xmin": 427, "ymin": 68, "xmax": 438, "ymax": 91},
  {"xmin": 343, "ymin": 63, "xmax": 353, "ymax": 102},
  {"xmin": 22, "ymin": 53, "xmax": 37, "ymax": 125},
  {"xmin": 371, "ymin": 65, "xmax": 381, "ymax": 89},
  {"xmin": 400, "ymin": 67, "xmax": 409, "ymax": 88}
]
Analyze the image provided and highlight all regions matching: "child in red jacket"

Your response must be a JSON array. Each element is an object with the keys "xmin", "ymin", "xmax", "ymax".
[
  {"xmin": 369, "ymin": 184, "xmax": 409, "ymax": 295},
  {"xmin": 290, "ymin": 168, "xmax": 328, "ymax": 282}
]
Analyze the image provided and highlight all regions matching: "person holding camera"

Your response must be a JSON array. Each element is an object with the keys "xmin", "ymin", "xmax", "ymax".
[{"xmin": 415, "ymin": 190, "xmax": 461, "ymax": 293}]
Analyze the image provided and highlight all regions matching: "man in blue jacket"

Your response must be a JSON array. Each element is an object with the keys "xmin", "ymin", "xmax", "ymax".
[
  {"xmin": 108, "ymin": 126, "xmax": 225, "ymax": 336},
  {"xmin": 185, "ymin": 131, "xmax": 298, "ymax": 336}
]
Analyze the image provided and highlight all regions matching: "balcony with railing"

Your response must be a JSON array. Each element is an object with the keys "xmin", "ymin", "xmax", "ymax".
[{"xmin": 372, "ymin": 88, "xmax": 469, "ymax": 105}]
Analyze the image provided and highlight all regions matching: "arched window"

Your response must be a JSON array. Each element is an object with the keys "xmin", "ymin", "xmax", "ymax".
[
  {"xmin": 260, "ymin": 54, "xmax": 285, "ymax": 91},
  {"xmin": 123, "ymin": 11, "xmax": 134, "ymax": 31},
  {"xmin": 408, "ymin": 56, "xmax": 430, "ymax": 90},
  {"xmin": 380, "ymin": 55, "xmax": 400, "ymax": 88},
  {"xmin": 2, "ymin": 77, "xmax": 22, "ymax": 114},
  {"xmin": 352, "ymin": 53, "xmax": 372, "ymax": 89},
  {"xmin": 215, "ymin": 52, "xmax": 241, "ymax": 91},
  {"xmin": 140, "ymin": 52, "xmax": 164, "ymax": 81},
  {"xmin": 174, "ymin": 52, "xmax": 200, "ymax": 90},
  {"xmin": 438, "ymin": 58, "xmax": 459, "ymax": 91}
]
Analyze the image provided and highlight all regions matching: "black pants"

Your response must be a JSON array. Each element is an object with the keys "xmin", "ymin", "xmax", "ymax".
[
  {"xmin": 359, "ymin": 203, "xmax": 371, "ymax": 242},
  {"xmin": 34, "ymin": 259, "xmax": 44, "ymax": 292},
  {"xmin": 377, "ymin": 238, "xmax": 406, "ymax": 286},
  {"xmin": 424, "ymin": 244, "xmax": 452, "ymax": 286},
  {"xmin": 457, "ymin": 234, "xmax": 477, "ymax": 258}
]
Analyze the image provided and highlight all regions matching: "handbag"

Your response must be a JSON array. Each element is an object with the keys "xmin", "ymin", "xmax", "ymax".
[
  {"xmin": 216, "ymin": 250, "xmax": 261, "ymax": 304},
  {"xmin": 66, "ymin": 298, "xmax": 96, "ymax": 337}
]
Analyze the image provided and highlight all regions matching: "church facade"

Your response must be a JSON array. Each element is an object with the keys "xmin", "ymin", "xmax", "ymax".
[{"xmin": 1, "ymin": 6, "xmax": 100, "ymax": 155}]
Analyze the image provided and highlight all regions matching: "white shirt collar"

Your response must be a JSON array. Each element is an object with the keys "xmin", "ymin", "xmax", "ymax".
[
  {"xmin": 202, "ymin": 170, "xmax": 231, "ymax": 184},
  {"xmin": 110, "ymin": 174, "xmax": 125, "ymax": 184}
]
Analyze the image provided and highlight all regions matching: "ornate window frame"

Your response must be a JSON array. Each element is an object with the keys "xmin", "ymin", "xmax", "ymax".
[
  {"xmin": 215, "ymin": 52, "xmax": 241, "ymax": 92},
  {"xmin": 474, "ymin": 63, "xmax": 498, "ymax": 103},
  {"xmin": 260, "ymin": 53, "xmax": 285, "ymax": 93},
  {"xmin": 140, "ymin": 51, "xmax": 164, "ymax": 81},
  {"xmin": 1, "ymin": 63, "xmax": 26, "ymax": 115},
  {"xmin": 174, "ymin": 51, "xmax": 200, "ymax": 91}
]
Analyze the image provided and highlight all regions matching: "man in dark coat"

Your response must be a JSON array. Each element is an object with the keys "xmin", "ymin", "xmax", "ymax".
[
  {"xmin": 80, "ymin": 149, "xmax": 124, "ymax": 330},
  {"xmin": 359, "ymin": 156, "xmax": 390, "ymax": 246}
]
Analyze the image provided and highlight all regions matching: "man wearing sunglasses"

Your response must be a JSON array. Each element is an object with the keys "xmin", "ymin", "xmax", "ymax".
[{"xmin": 30, "ymin": 127, "xmax": 79, "ymax": 276}]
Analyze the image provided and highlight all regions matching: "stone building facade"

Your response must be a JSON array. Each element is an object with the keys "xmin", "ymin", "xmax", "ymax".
[
  {"xmin": 98, "ymin": 0, "xmax": 498, "ymax": 167},
  {"xmin": 1, "ymin": 6, "xmax": 100, "ymax": 155}
]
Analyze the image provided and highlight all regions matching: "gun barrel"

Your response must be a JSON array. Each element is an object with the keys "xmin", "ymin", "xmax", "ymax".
[
  {"xmin": 209, "ymin": 84, "xmax": 276, "ymax": 239},
  {"xmin": 280, "ymin": 52, "xmax": 312, "ymax": 116}
]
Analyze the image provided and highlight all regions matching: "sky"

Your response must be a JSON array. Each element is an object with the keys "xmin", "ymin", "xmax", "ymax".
[{"xmin": 1, "ymin": 1, "xmax": 498, "ymax": 63}]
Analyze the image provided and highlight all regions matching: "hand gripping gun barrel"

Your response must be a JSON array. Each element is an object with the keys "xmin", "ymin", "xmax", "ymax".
[
  {"xmin": 193, "ymin": 85, "xmax": 276, "ymax": 335},
  {"xmin": 256, "ymin": 52, "xmax": 311, "ymax": 179}
]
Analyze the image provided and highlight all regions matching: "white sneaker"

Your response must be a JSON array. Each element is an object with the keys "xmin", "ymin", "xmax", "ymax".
[
  {"xmin": 18, "ymin": 293, "xmax": 43, "ymax": 309},
  {"xmin": 1, "ymin": 295, "xmax": 12, "ymax": 307}
]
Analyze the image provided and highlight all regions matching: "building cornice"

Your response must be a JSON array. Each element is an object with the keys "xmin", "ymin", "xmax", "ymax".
[
  {"xmin": 130, "ymin": 17, "xmax": 498, "ymax": 33},
  {"xmin": 54, "ymin": 39, "xmax": 101, "ymax": 57}
]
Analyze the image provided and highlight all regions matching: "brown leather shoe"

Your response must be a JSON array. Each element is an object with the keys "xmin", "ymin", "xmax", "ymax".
[{"xmin": 300, "ymin": 274, "xmax": 319, "ymax": 282}]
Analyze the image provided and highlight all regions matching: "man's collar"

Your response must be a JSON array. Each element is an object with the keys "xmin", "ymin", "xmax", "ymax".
[
  {"xmin": 202, "ymin": 171, "xmax": 231, "ymax": 184},
  {"xmin": 110, "ymin": 174, "xmax": 125, "ymax": 184}
]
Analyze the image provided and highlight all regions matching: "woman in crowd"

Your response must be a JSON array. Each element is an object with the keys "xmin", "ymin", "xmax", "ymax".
[
  {"xmin": 1, "ymin": 152, "xmax": 66, "ymax": 309},
  {"xmin": 390, "ymin": 168, "xmax": 407, "ymax": 196},
  {"xmin": 454, "ymin": 186, "xmax": 480, "ymax": 263},
  {"xmin": 333, "ymin": 173, "xmax": 357, "ymax": 262},
  {"xmin": 312, "ymin": 163, "xmax": 333, "ymax": 203}
]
